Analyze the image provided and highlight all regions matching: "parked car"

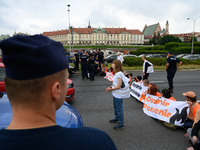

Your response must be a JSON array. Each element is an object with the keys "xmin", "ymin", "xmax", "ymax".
[
  {"xmin": 176, "ymin": 54, "xmax": 189, "ymax": 58},
  {"xmin": 123, "ymin": 55, "xmax": 137, "ymax": 58},
  {"xmin": 66, "ymin": 78, "xmax": 75, "ymax": 102},
  {"xmin": 0, "ymin": 62, "xmax": 75, "ymax": 102},
  {"xmin": 0, "ymin": 93, "xmax": 83, "ymax": 129},
  {"xmin": 182, "ymin": 54, "xmax": 200, "ymax": 60},
  {"xmin": 147, "ymin": 54, "xmax": 162, "ymax": 58},
  {"xmin": 68, "ymin": 64, "xmax": 75, "ymax": 76},
  {"xmin": 104, "ymin": 55, "xmax": 118, "ymax": 63}
]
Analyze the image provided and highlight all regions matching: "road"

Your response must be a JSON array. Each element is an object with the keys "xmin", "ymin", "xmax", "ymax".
[{"xmin": 69, "ymin": 70, "xmax": 200, "ymax": 150}]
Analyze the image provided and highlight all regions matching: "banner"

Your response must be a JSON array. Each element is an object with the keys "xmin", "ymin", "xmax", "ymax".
[
  {"xmin": 143, "ymin": 94, "xmax": 189, "ymax": 127},
  {"xmin": 130, "ymin": 82, "xmax": 148, "ymax": 103},
  {"xmin": 104, "ymin": 72, "xmax": 114, "ymax": 81}
]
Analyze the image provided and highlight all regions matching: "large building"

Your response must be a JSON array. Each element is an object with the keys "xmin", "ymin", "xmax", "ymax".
[
  {"xmin": 42, "ymin": 24, "xmax": 144, "ymax": 46},
  {"xmin": 143, "ymin": 21, "xmax": 169, "ymax": 43}
]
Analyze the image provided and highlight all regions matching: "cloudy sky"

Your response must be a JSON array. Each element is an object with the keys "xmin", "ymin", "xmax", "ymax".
[{"xmin": 0, "ymin": 0, "xmax": 200, "ymax": 36}]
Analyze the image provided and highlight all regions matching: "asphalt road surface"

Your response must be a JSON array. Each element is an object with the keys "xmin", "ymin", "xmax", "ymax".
[{"xmin": 69, "ymin": 70, "xmax": 200, "ymax": 150}]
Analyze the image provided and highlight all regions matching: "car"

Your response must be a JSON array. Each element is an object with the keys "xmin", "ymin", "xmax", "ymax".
[
  {"xmin": 68, "ymin": 64, "xmax": 75, "ymax": 76},
  {"xmin": 123, "ymin": 55, "xmax": 137, "ymax": 58},
  {"xmin": 182, "ymin": 54, "xmax": 200, "ymax": 60},
  {"xmin": 0, "ymin": 62, "xmax": 75, "ymax": 102},
  {"xmin": 176, "ymin": 54, "xmax": 190, "ymax": 58},
  {"xmin": 66, "ymin": 78, "xmax": 75, "ymax": 102},
  {"xmin": 104, "ymin": 55, "xmax": 118, "ymax": 63},
  {"xmin": 147, "ymin": 54, "xmax": 164, "ymax": 58},
  {"xmin": 0, "ymin": 93, "xmax": 83, "ymax": 129}
]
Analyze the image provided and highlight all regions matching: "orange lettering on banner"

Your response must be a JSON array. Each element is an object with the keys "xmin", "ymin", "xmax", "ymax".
[
  {"xmin": 146, "ymin": 96, "xmax": 170, "ymax": 107},
  {"xmin": 139, "ymin": 91, "xmax": 147, "ymax": 102},
  {"xmin": 144, "ymin": 105, "xmax": 171, "ymax": 118}
]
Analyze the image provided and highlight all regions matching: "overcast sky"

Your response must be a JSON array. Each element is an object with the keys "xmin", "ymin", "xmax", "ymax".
[{"xmin": 0, "ymin": 0, "xmax": 200, "ymax": 36}]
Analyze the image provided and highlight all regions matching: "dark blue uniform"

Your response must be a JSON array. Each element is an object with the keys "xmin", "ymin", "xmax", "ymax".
[
  {"xmin": 98, "ymin": 51, "xmax": 104, "ymax": 70},
  {"xmin": 74, "ymin": 53, "xmax": 79, "ymax": 71},
  {"xmin": 88, "ymin": 56, "xmax": 95, "ymax": 81},
  {"xmin": 166, "ymin": 56, "xmax": 181, "ymax": 90},
  {"xmin": 80, "ymin": 54, "xmax": 88, "ymax": 79}
]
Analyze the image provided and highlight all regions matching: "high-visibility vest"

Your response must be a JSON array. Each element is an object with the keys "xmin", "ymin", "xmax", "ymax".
[{"xmin": 191, "ymin": 103, "xmax": 200, "ymax": 121}]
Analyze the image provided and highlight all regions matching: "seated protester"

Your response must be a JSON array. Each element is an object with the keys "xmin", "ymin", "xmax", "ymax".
[
  {"xmin": 143, "ymin": 79, "xmax": 150, "ymax": 87},
  {"xmin": 161, "ymin": 89, "xmax": 176, "ymax": 101},
  {"xmin": 161, "ymin": 89, "xmax": 177, "ymax": 130},
  {"xmin": 136, "ymin": 75, "xmax": 143, "ymax": 84},
  {"xmin": 148, "ymin": 85, "xmax": 161, "ymax": 97},
  {"xmin": 110, "ymin": 67, "xmax": 114, "ymax": 75},
  {"xmin": 105, "ymin": 65, "xmax": 109, "ymax": 72},
  {"xmin": 128, "ymin": 73, "xmax": 136, "ymax": 87},
  {"xmin": 183, "ymin": 91, "xmax": 200, "ymax": 130},
  {"xmin": 187, "ymin": 120, "xmax": 200, "ymax": 150},
  {"xmin": 100, "ymin": 64, "xmax": 108, "ymax": 77}
]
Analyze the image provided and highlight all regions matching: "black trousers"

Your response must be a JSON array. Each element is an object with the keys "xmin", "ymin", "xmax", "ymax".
[
  {"xmin": 143, "ymin": 73, "xmax": 149, "ymax": 80},
  {"xmin": 75, "ymin": 61, "xmax": 79, "ymax": 71}
]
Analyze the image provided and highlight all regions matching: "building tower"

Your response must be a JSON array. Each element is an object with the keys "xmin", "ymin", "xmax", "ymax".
[
  {"xmin": 88, "ymin": 20, "xmax": 91, "ymax": 28},
  {"xmin": 166, "ymin": 20, "xmax": 169, "ymax": 34}
]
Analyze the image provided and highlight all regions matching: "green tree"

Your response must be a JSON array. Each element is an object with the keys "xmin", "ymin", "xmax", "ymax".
[
  {"xmin": 158, "ymin": 35, "xmax": 182, "ymax": 45},
  {"xmin": 189, "ymin": 36, "xmax": 197, "ymax": 43}
]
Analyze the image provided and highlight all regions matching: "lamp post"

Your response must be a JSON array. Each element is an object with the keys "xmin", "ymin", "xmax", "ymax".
[
  {"xmin": 187, "ymin": 16, "xmax": 200, "ymax": 55},
  {"xmin": 67, "ymin": 4, "xmax": 71, "ymax": 52}
]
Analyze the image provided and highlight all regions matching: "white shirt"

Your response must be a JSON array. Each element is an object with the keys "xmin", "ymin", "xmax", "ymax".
[
  {"xmin": 117, "ymin": 55, "xmax": 124, "ymax": 64},
  {"xmin": 112, "ymin": 71, "xmax": 130, "ymax": 99}
]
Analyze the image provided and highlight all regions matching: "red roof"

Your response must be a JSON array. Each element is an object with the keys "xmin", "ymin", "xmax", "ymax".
[{"xmin": 42, "ymin": 27, "xmax": 143, "ymax": 36}]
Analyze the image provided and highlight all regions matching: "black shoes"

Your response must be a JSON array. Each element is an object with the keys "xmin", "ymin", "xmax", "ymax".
[
  {"xmin": 168, "ymin": 89, "xmax": 173, "ymax": 93},
  {"xmin": 109, "ymin": 119, "xmax": 119, "ymax": 123}
]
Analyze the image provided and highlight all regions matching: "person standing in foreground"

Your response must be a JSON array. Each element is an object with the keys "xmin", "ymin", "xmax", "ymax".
[
  {"xmin": 106, "ymin": 60, "xmax": 130, "ymax": 130},
  {"xmin": 165, "ymin": 51, "xmax": 182, "ymax": 93},
  {"xmin": 0, "ymin": 35, "xmax": 117, "ymax": 150},
  {"xmin": 117, "ymin": 52, "xmax": 124, "ymax": 64},
  {"xmin": 142, "ymin": 55, "xmax": 154, "ymax": 80}
]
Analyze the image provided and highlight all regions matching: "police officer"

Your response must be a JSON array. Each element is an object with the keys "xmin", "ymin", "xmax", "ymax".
[
  {"xmin": 80, "ymin": 50, "xmax": 88, "ymax": 79},
  {"xmin": 165, "ymin": 51, "xmax": 182, "ymax": 93},
  {"xmin": 88, "ymin": 53, "xmax": 96, "ymax": 81},
  {"xmin": 74, "ymin": 50, "xmax": 79, "ymax": 71},
  {"xmin": 86, "ymin": 51, "xmax": 90, "ymax": 79},
  {"xmin": 97, "ymin": 49, "xmax": 104, "ymax": 70}
]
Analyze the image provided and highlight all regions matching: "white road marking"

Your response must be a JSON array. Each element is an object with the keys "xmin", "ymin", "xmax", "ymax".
[{"xmin": 150, "ymin": 81, "xmax": 164, "ymax": 83}]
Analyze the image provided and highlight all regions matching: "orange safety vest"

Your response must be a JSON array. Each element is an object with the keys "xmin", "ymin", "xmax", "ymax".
[
  {"xmin": 105, "ymin": 66, "xmax": 108, "ymax": 72},
  {"xmin": 192, "ymin": 103, "xmax": 200, "ymax": 121},
  {"xmin": 155, "ymin": 92, "xmax": 161, "ymax": 97},
  {"xmin": 169, "ymin": 97, "xmax": 176, "ymax": 101}
]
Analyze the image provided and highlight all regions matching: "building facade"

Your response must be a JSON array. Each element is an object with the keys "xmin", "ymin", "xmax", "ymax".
[{"xmin": 43, "ymin": 27, "xmax": 144, "ymax": 46}]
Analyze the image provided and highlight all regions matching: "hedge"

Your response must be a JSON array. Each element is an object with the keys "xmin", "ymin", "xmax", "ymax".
[{"xmin": 123, "ymin": 57, "xmax": 200, "ymax": 66}]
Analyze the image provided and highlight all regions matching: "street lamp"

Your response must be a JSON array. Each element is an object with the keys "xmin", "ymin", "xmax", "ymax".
[
  {"xmin": 67, "ymin": 4, "xmax": 71, "ymax": 52},
  {"xmin": 187, "ymin": 16, "xmax": 200, "ymax": 55}
]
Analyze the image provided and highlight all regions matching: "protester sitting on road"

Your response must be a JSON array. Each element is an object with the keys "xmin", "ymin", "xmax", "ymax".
[
  {"xmin": 143, "ymin": 79, "xmax": 150, "ymax": 87},
  {"xmin": 161, "ymin": 89, "xmax": 176, "ymax": 101},
  {"xmin": 106, "ymin": 60, "xmax": 130, "ymax": 130},
  {"xmin": 0, "ymin": 35, "xmax": 117, "ymax": 150},
  {"xmin": 148, "ymin": 85, "xmax": 161, "ymax": 97},
  {"xmin": 136, "ymin": 75, "xmax": 142, "ymax": 83},
  {"xmin": 110, "ymin": 67, "xmax": 114, "ymax": 75},
  {"xmin": 161, "ymin": 89, "xmax": 177, "ymax": 130},
  {"xmin": 100, "ymin": 64, "xmax": 108, "ymax": 77},
  {"xmin": 187, "ymin": 120, "xmax": 200, "ymax": 150},
  {"xmin": 128, "ymin": 73, "xmax": 136, "ymax": 87},
  {"xmin": 183, "ymin": 91, "xmax": 200, "ymax": 130}
]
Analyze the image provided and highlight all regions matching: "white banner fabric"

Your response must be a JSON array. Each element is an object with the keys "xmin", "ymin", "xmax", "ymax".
[
  {"xmin": 130, "ymin": 82, "xmax": 148, "ymax": 103},
  {"xmin": 143, "ymin": 94, "xmax": 189, "ymax": 127}
]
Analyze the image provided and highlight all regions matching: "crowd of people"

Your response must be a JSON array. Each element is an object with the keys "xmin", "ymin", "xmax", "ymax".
[{"xmin": 125, "ymin": 71, "xmax": 199, "ymax": 150}]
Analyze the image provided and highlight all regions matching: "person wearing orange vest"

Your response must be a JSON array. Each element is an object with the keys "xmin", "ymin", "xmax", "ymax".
[
  {"xmin": 161, "ymin": 89, "xmax": 176, "ymax": 101},
  {"xmin": 184, "ymin": 92, "xmax": 200, "ymax": 150},
  {"xmin": 183, "ymin": 91, "xmax": 200, "ymax": 129}
]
